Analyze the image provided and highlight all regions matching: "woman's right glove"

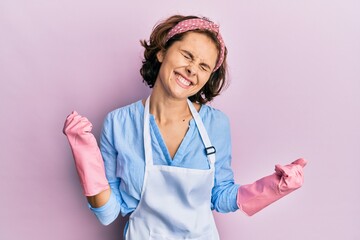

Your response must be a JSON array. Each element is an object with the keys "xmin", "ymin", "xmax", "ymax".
[
  {"xmin": 63, "ymin": 111, "xmax": 109, "ymax": 196},
  {"xmin": 237, "ymin": 158, "xmax": 307, "ymax": 216}
]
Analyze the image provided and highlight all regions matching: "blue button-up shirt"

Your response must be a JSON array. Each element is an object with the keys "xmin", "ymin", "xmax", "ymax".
[{"xmin": 90, "ymin": 100, "xmax": 239, "ymax": 225}]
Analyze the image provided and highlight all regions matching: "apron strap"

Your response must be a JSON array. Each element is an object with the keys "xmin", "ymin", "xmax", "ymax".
[
  {"xmin": 187, "ymin": 99, "xmax": 216, "ymax": 167},
  {"xmin": 144, "ymin": 96, "xmax": 153, "ymax": 166}
]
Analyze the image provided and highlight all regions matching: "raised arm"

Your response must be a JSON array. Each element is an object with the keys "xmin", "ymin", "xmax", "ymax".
[{"xmin": 63, "ymin": 111, "xmax": 110, "ymax": 207}]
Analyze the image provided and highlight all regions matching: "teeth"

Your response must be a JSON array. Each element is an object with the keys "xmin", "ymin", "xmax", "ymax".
[{"xmin": 177, "ymin": 74, "xmax": 191, "ymax": 86}]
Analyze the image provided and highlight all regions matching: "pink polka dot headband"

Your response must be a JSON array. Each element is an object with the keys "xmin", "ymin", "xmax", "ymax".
[{"xmin": 165, "ymin": 18, "xmax": 225, "ymax": 72}]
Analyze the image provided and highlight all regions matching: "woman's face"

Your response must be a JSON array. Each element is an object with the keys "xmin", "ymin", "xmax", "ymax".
[{"xmin": 154, "ymin": 32, "xmax": 218, "ymax": 101}]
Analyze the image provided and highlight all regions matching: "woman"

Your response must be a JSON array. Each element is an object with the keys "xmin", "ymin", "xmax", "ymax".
[{"xmin": 63, "ymin": 15, "xmax": 307, "ymax": 239}]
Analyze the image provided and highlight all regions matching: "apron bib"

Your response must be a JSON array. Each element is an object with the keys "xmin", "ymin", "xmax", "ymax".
[{"xmin": 125, "ymin": 96, "xmax": 220, "ymax": 240}]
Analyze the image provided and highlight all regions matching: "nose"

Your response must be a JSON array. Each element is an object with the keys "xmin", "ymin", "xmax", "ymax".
[{"xmin": 185, "ymin": 62, "xmax": 197, "ymax": 76}]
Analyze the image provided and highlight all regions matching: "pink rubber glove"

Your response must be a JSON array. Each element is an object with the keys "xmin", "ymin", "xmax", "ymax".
[
  {"xmin": 63, "ymin": 111, "xmax": 109, "ymax": 196},
  {"xmin": 237, "ymin": 158, "xmax": 307, "ymax": 216}
]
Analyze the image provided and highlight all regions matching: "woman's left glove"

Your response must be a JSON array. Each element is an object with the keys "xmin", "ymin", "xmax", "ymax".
[
  {"xmin": 237, "ymin": 158, "xmax": 307, "ymax": 216},
  {"xmin": 63, "ymin": 111, "xmax": 109, "ymax": 196}
]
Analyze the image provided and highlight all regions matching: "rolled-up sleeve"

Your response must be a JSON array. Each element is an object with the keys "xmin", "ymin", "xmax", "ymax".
[{"xmin": 88, "ymin": 187, "xmax": 120, "ymax": 225}]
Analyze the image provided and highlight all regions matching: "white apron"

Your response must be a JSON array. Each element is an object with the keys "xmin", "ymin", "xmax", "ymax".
[{"xmin": 125, "ymin": 96, "xmax": 220, "ymax": 240}]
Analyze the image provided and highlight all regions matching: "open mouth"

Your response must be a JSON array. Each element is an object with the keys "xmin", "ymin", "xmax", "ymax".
[{"xmin": 175, "ymin": 73, "xmax": 192, "ymax": 88}]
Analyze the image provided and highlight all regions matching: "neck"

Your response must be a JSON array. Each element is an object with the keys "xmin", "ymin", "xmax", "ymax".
[{"xmin": 148, "ymin": 94, "xmax": 191, "ymax": 124}]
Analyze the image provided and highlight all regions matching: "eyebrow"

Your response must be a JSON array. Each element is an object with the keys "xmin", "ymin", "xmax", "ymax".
[{"xmin": 180, "ymin": 49, "xmax": 212, "ymax": 71}]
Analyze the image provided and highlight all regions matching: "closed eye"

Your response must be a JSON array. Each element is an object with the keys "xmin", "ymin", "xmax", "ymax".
[
  {"xmin": 200, "ymin": 63, "xmax": 211, "ymax": 72},
  {"xmin": 182, "ymin": 52, "xmax": 192, "ymax": 60}
]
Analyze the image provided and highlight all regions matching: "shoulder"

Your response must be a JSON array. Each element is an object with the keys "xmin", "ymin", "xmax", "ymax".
[
  {"xmin": 103, "ymin": 100, "xmax": 144, "ymax": 127},
  {"xmin": 199, "ymin": 104, "xmax": 231, "ymax": 139},
  {"xmin": 200, "ymin": 104, "xmax": 230, "ymax": 126},
  {"xmin": 106, "ymin": 100, "xmax": 143, "ymax": 118}
]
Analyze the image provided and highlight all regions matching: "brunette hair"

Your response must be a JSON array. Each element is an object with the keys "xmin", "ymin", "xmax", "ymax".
[{"xmin": 140, "ymin": 15, "xmax": 228, "ymax": 104}]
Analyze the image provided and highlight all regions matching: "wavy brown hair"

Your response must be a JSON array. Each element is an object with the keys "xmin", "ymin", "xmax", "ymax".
[{"xmin": 140, "ymin": 15, "xmax": 228, "ymax": 104}]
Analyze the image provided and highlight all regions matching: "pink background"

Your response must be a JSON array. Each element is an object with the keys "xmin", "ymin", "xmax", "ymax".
[{"xmin": 1, "ymin": 0, "xmax": 359, "ymax": 239}]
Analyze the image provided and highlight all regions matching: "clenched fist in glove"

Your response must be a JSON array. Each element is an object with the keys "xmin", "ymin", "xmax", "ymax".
[
  {"xmin": 237, "ymin": 158, "xmax": 307, "ymax": 216},
  {"xmin": 63, "ymin": 111, "xmax": 109, "ymax": 196}
]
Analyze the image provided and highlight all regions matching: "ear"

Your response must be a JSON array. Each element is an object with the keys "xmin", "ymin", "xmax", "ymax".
[{"xmin": 156, "ymin": 50, "xmax": 165, "ymax": 63}]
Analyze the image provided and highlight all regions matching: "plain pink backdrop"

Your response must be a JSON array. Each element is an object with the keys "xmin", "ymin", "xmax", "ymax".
[{"xmin": 1, "ymin": 0, "xmax": 359, "ymax": 239}]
